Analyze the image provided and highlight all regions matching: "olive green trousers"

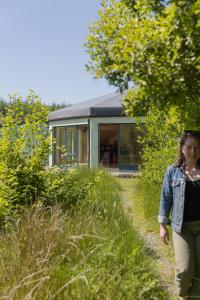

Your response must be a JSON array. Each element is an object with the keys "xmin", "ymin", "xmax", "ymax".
[{"xmin": 173, "ymin": 220, "xmax": 200, "ymax": 298}]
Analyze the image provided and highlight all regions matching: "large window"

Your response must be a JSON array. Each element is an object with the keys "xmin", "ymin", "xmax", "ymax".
[
  {"xmin": 119, "ymin": 124, "xmax": 144, "ymax": 170},
  {"xmin": 78, "ymin": 125, "xmax": 88, "ymax": 165},
  {"xmin": 99, "ymin": 124, "xmax": 118, "ymax": 168},
  {"xmin": 54, "ymin": 125, "xmax": 88, "ymax": 165},
  {"xmin": 98, "ymin": 123, "xmax": 144, "ymax": 170},
  {"xmin": 54, "ymin": 127, "xmax": 66, "ymax": 164}
]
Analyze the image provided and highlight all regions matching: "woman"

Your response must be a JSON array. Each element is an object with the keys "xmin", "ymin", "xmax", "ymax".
[{"xmin": 158, "ymin": 130, "xmax": 200, "ymax": 299}]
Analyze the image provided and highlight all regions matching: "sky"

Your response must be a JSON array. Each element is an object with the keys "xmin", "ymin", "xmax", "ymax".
[{"xmin": 0, "ymin": 0, "xmax": 116, "ymax": 105}]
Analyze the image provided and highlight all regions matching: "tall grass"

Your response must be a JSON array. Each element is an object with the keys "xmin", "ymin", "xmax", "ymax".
[
  {"xmin": 0, "ymin": 170, "xmax": 168, "ymax": 299},
  {"xmin": 131, "ymin": 179, "xmax": 162, "ymax": 231},
  {"xmin": 119, "ymin": 177, "xmax": 177, "ymax": 300}
]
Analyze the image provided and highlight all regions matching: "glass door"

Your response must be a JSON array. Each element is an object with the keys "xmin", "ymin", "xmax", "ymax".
[
  {"xmin": 119, "ymin": 124, "xmax": 143, "ymax": 170},
  {"xmin": 99, "ymin": 124, "xmax": 118, "ymax": 168}
]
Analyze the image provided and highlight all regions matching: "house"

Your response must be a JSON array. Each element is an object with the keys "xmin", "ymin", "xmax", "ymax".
[{"xmin": 49, "ymin": 92, "xmax": 145, "ymax": 170}]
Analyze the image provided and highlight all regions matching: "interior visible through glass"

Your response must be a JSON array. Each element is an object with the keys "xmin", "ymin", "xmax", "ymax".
[
  {"xmin": 119, "ymin": 124, "xmax": 144, "ymax": 170},
  {"xmin": 54, "ymin": 125, "xmax": 88, "ymax": 165},
  {"xmin": 99, "ymin": 124, "xmax": 118, "ymax": 168}
]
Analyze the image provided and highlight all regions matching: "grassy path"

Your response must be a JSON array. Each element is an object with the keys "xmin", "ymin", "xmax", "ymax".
[{"xmin": 119, "ymin": 178, "xmax": 180, "ymax": 300}]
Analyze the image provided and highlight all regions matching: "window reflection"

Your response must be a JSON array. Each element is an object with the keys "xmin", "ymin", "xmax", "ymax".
[
  {"xmin": 78, "ymin": 125, "xmax": 88, "ymax": 165},
  {"xmin": 99, "ymin": 124, "xmax": 118, "ymax": 168},
  {"xmin": 119, "ymin": 124, "xmax": 144, "ymax": 170},
  {"xmin": 54, "ymin": 125, "xmax": 88, "ymax": 165}
]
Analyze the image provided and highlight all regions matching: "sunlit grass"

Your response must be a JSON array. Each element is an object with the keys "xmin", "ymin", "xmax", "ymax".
[
  {"xmin": 119, "ymin": 177, "xmax": 178, "ymax": 300},
  {"xmin": 0, "ymin": 170, "xmax": 169, "ymax": 299}
]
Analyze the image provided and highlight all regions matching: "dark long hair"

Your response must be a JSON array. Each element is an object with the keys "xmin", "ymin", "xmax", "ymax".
[{"xmin": 175, "ymin": 130, "xmax": 200, "ymax": 168}]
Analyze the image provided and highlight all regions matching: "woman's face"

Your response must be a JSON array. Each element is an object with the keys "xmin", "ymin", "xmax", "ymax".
[{"xmin": 181, "ymin": 137, "xmax": 200, "ymax": 164}]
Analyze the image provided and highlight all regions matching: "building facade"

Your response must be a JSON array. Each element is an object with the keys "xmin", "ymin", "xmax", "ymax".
[{"xmin": 49, "ymin": 93, "xmax": 144, "ymax": 170}]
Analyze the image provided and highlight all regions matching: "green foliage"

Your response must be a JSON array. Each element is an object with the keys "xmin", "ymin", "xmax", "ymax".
[
  {"xmin": 0, "ymin": 98, "xmax": 8, "ymax": 117},
  {"xmin": 0, "ymin": 198, "xmax": 10, "ymax": 222},
  {"xmin": 43, "ymin": 167, "xmax": 103, "ymax": 208},
  {"xmin": 85, "ymin": 0, "xmax": 200, "ymax": 187},
  {"xmin": 0, "ymin": 91, "xmax": 51, "ymax": 219},
  {"xmin": 0, "ymin": 91, "xmax": 100, "ymax": 222},
  {"xmin": 139, "ymin": 106, "xmax": 184, "ymax": 184},
  {"xmin": 85, "ymin": 0, "xmax": 200, "ymax": 127},
  {"xmin": 0, "ymin": 171, "xmax": 169, "ymax": 299}
]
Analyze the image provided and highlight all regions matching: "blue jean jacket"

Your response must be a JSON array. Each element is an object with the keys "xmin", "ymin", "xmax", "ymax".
[{"xmin": 158, "ymin": 165, "xmax": 186, "ymax": 233}]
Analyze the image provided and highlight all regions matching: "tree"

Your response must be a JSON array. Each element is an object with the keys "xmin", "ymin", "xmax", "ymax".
[
  {"xmin": 47, "ymin": 101, "xmax": 71, "ymax": 112},
  {"xmin": 85, "ymin": 0, "xmax": 200, "ymax": 182},
  {"xmin": 0, "ymin": 98, "xmax": 8, "ymax": 117},
  {"xmin": 0, "ymin": 91, "xmax": 51, "ymax": 220},
  {"xmin": 85, "ymin": 0, "xmax": 200, "ymax": 128}
]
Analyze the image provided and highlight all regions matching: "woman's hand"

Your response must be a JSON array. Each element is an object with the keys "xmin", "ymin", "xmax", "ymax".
[{"xmin": 160, "ymin": 224, "xmax": 170, "ymax": 244}]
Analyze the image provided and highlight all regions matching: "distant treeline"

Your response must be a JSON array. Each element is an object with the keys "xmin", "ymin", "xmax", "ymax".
[
  {"xmin": 0, "ymin": 98, "xmax": 70, "ymax": 116},
  {"xmin": 48, "ymin": 101, "xmax": 71, "ymax": 112}
]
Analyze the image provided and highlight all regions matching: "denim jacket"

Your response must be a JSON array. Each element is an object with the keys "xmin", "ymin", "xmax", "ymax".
[{"xmin": 158, "ymin": 165, "xmax": 186, "ymax": 233}]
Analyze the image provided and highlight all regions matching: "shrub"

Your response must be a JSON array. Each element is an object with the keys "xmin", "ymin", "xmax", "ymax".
[
  {"xmin": 139, "ymin": 106, "xmax": 183, "ymax": 184},
  {"xmin": 42, "ymin": 167, "xmax": 103, "ymax": 208},
  {"xmin": 0, "ymin": 91, "xmax": 51, "ymax": 221}
]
